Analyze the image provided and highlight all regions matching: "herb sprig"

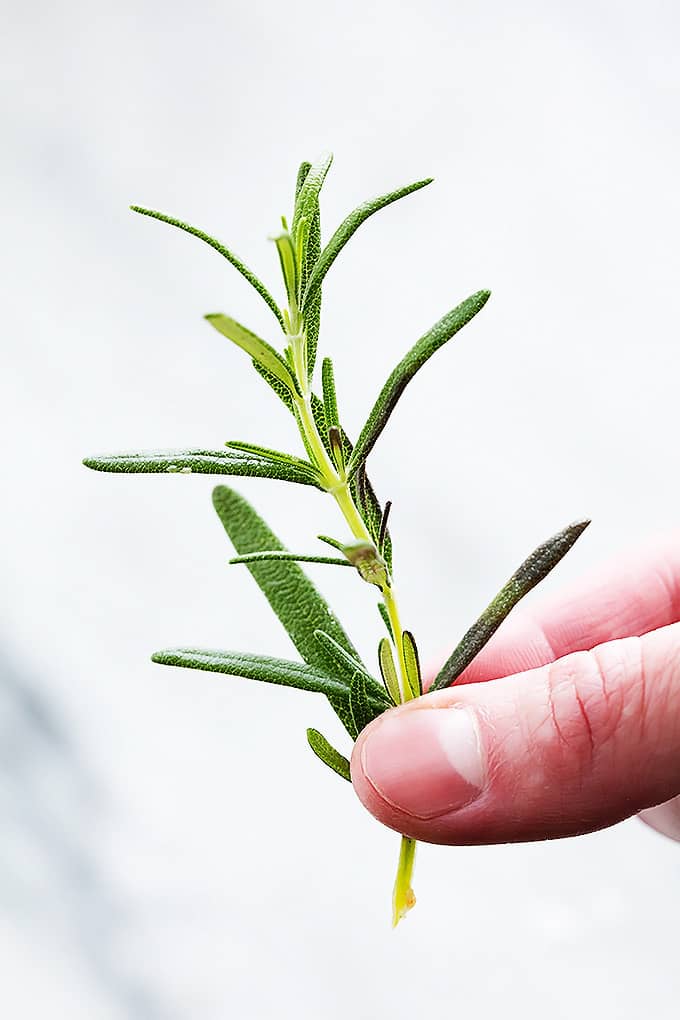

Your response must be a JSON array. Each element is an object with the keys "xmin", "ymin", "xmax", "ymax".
[{"xmin": 84, "ymin": 155, "xmax": 589, "ymax": 925}]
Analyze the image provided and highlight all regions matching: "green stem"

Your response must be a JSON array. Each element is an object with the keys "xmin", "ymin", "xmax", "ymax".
[
  {"xmin": 291, "ymin": 349, "xmax": 417, "ymax": 926},
  {"xmin": 392, "ymin": 836, "xmax": 417, "ymax": 927}
]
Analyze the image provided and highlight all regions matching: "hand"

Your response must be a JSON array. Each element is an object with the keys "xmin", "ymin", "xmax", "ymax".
[{"xmin": 351, "ymin": 535, "xmax": 680, "ymax": 845}]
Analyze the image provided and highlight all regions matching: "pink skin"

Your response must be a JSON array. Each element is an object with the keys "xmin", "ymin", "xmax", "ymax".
[{"xmin": 351, "ymin": 535, "xmax": 680, "ymax": 845}]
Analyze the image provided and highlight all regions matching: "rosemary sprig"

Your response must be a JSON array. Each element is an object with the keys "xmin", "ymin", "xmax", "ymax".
[{"xmin": 84, "ymin": 155, "xmax": 589, "ymax": 925}]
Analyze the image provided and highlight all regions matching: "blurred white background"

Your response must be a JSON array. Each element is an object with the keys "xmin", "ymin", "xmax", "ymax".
[{"xmin": 2, "ymin": 0, "xmax": 680, "ymax": 1016}]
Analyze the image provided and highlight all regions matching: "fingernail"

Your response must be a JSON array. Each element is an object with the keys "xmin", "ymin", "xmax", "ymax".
[{"xmin": 360, "ymin": 705, "xmax": 486, "ymax": 819}]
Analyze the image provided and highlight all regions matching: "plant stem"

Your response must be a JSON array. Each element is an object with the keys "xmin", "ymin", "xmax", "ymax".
[
  {"xmin": 291, "ymin": 335, "xmax": 418, "ymax": 925},
  {"xmin": 392, "ymin": 836, "xmax": 417, "ymax": 927}
]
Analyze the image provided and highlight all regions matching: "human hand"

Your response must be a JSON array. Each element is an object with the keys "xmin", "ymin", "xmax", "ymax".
[{"xmin": 351, "ymin": 535, "xmax": 680, "ymax": 844}]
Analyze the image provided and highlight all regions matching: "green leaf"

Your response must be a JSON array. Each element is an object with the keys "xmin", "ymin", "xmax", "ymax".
[
  {"xmin": 350, "ymin": 464, "xmax": 393, "ymax": 571},
  {"xmin": 306, "ymin": 728, "xmax": 351, "ymax": 782},
  {"xmin": 130, "ymin": 205, "xmax": 284, "ymax": 330},
  {"xmin": 431, "ymin": 520, "xmax": 591, "ymax": 691},
  {"xmin": 225, "ymin": 441, "xmax": 315, "ymax": 473},
  {"xmin": 311, "ymin": 392, "xmax": 333, "ymax": 453},
  {"xmin": 295, "ymin": 161, "xmax": 312, "ymax": 201},
  {"xmin": 313, "ymin": 630, "xmax": 392, "ymax": 710},
  {"xmin": 272, "ymin": 232, "xmax": 298, "ymax": 309},
  {"xmin": 205, "ymin": 314, "xmax": 297, "ymax": 392},
  {"xmin": 349, "ymin": 671, "xmax": 380, "ymax": 735},
  {"xmin": 321, "ymin": 357, "xmax": 339, "ymax": 429},
  {"xmin": 348, "ymin": 290, "xmax": 491, "ymax": 475},
  {"xmin": 292, "ymin": 152, "xmax": 333, "ymax": 239},
  {"xmin": 151, "ymin": 648, "xmax": 349, "ymax": 698},
  {"xmin": 402, "ymin": 631, "xmax": 422, "ymax": 699},
  {"xmin": 328, "ymin": 426, "xmax": 345, "ymax": 474},
  {"xmin": 82, "ymin": 448, "xmax": 322, "ymax": 487},
  {"xmin": 212, "ymin": 485, "xmax": 367, "ymax": 734},
  {"xmin": 317, "ymin": 534, "xmax": 345, "ymax": 553},
  {"xmin": 302, "ymin": 178, "xmax": 434, "ymax": 310},
  {"xmin": 303, "ymin": 206, "xmax": 322, "ymax": 377},
  {"xmin": 252, "ymin": 361, "xmax": 295, "ymax": 412},
  {"xmin": 378, "ymin": 602, "xmax": 394, "ymax": 641},
  {"xmin": 229, "ymin": 551, "xmax": 352, "ymax": 567},
  {"xmin": 378, "ymin": 500, "xmax": 392, "ymax": 558},
  {"xmin": 378, "ymin": 637, "xmax": 400, "ymax": 705}
]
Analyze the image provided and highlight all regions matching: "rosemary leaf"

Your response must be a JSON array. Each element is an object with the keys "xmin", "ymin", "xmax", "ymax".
[
  {"xmin": 225, "ymin": 441, "xmax": 315, "ymax": 473},
  {"xmin": 272, "ymin": 232, "xmax": 298, "ymax": 309},
  {"xmin": 205, "ymin": 314, "xmax": 296, "ymax": 392},
  {"xmin": 151, "ymin": 648, "xmax": 347, "ymax": 697},
  {"xmin": 295, "ymin": 161, "xmax": 312, "ymax": 200},
  {"xmin": 313, "ymin": 630, "xmax": 392, "ymax": 709},
  {"xmin": 82, "ymin": 449, "xmax": 322, "ymax": 487},
  {"xmin": 402, "ymin": 631, "xmax": 422, "ymax": 699},
  {"xmin": 293, "ymin": 153, "xmax": 333, "ymax": 238},
  {"xmin": 130, "ymin": 205, "xmax": 284, "ymax": 330},
  {"xmin": 378, "ymin": 500, "xmax": 392, "ymax": 557},
  {"xmin": 350, "ymin": 465, "xmax": 393, "ymax": 570},
  {"xmin": 348, "ymin": 290, "xmax": 491, "ymax": 475},
  {"xmin": 212, "ymin": 485, "xmax": 366, "ymax": 734},
  {"xmin": 431, "ymin": 520, "xmax": 591, "ymax": 691},
  {"xmin": 229, "ymin": 552, "xmax": 351, "ymax": 567},
  {"xmin": 302, "ymin": 178, "xmax": 434, "ymax": 309},
  {"xmin": 349, "ymin": 671, "xmax": 380, "ymax": 735},
  {"xmin": 252, "ymin": 361, "xmax": 295, "ymax": 412},
  {"xmin": 378, "ymin": 637, "xmax": 400, "ymax": 705},
  {"xmin": 306, "ymin": 728, "xmax": 351, "ymax": 782},
  {"xmin": 310, "ymin": 393, "xmax": 334, "ymax": 457},
  {"xmin": 304, "ymin": 205, "xmax": 322, "ymax": 376},
  {"xmin": 378, "ymin": 602, "xmax": 394, "ymax": 641},
  {"xmin": 321, "ymin": 357, "xmax": 340, "ymax": 429}
]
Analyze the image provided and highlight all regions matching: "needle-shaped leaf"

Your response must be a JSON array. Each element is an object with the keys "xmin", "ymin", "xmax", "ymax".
[
  {"xmin": 321, "ymin": 357, "xmax": 339, "ymax": 429},
  {"xmin": 303, "ymin": 207, "xmax": 322, "ymax": 376},
  {"xmin": 317, "ymin": 534, "xmax": 345, "ymax": 553},
  {"xmin": 349, "ymin": 671, "xmax": 381, "ymax": 736},
  {"xmin": 328, "ymin": 426, "xmax": 345, "ymax": 474},
  {"xmin": 205, "ymin": 314, "xmax": 297, "ymax": 392},
  {"xmin": 378, "ymin": 500, "xmax": 392, "ymax": 558},
  {"xmin": 82, "ymin": 448, "xmax": 322, "ymax": 487},
  {"xmin": 378, "ymin": 603, "xmax": 394, "ymax": 641},
  {"xmin": 151, "ymin": 648, "xmax": 348, "ymax": 698},
  {"xmin": 378, "ymin": 637, "xmax": 400, "ymax": 705},
  {"xmin": 402, "ymin": 631, "xmax": 422, "ymax": 699},
  {"xmin": 302, "ymin": 178, "xmax": 434, "ymax": 310},
  {"xmin": 253, "ymin": 361, "xmax": 295, "ymax": 412},
  {"xmin": 130, "ymin": 205, "xmax": 284, "ymax": 330},
  {"xmin": 295, "ymin": 161, "xmax": 312, "ymax": 200},
  {"xmin": 431, "ymin": 520, "xmax": 591, "ymax": 691},
  {"xmin": 348, "ymin": 290, "xmax": 491, "ymax": 475},
  {"xmin": 212, "ymin": 485, "xmax": 367, "ymax": 734},
  {"xmin": 225, "ymin": 441, "xmax": 315, "ymax": 473},
  {"xmin": 292, "ymin": 152, "xmax": 333, "ymax": 238},
  {"xmin": 272, "ymin": 232, "xmax": 298, "ymax": 309},
  {"xmin": 313, "ymin": 630, "xmax": 392, "ymax": 709},
  {"xmin": 306, "ymin": 728, "xmax": 351, "ymax": 782},
  {"xmin": 350, "ymin": 464, "xmax": 393, "ymax": 570},
  {"xmin": 229, "ymin": 551, "xmax": 351, "ymax": 567}
]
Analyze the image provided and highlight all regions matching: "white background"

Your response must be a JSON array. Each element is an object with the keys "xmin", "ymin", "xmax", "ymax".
[{"xmin": 2, "ymin": 1, "xmax": 680, "ymax": 1017}]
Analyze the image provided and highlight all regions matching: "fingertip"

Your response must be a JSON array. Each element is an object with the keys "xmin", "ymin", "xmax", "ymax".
[{"xmin": 351, "ymin": 699, "xmax": 487, "ymax": 839}]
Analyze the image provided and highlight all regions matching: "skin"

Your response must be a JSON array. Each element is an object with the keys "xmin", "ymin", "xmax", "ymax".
[{"xmin": 351, "ymin": 534, "xmax": 680, "ymax": 845}]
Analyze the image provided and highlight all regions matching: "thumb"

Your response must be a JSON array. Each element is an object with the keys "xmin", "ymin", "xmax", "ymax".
[{"xmin": 351, "ymin": 622, "xmax": 680, "ymax": 844}]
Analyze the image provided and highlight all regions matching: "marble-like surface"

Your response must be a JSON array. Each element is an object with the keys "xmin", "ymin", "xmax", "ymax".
[{"xmin": 2, "ymin": 1, "xmax": 680, "ymax": 1016}]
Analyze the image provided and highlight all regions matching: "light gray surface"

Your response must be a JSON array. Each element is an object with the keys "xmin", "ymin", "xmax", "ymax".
[{"xmin": 2, "ymin": 1, "xmax": 679, "ymax": 1016}]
